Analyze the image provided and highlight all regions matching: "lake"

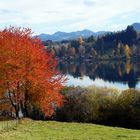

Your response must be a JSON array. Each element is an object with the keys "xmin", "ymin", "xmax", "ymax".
[{"xmin": 58, "ymin": 60, "xmax": 140, "ymax": 90}]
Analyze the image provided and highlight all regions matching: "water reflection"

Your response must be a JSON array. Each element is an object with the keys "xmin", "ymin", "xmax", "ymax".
[{"xmin": 58, "ymin": 61, "xmax": 140, "ymax": 89}]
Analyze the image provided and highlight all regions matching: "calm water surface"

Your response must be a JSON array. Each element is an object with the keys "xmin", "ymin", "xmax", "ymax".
[{"xmin": 58, "ymin": 61, "xmax": 140, "ymax": 90}]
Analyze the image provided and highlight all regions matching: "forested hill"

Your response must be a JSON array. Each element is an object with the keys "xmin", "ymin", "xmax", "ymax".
[{"xmin": 44, "ymin": 26, "xmax": 140, "ymax": 61}]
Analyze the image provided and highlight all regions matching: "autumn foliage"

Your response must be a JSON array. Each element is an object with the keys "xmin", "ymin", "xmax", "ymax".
[{"xmin": 0, "ymin": 27, "xmax": 65, "ymax": 118}]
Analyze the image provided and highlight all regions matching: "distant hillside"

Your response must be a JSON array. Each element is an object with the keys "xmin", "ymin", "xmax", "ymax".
[
  {"xmin": 37, "ymin": 23, "xmax": 140, "ymax": 41},
  {"xmin": 132, "ymin": 23, "xmax": 140, "ymax": 32},
  {"xmin": 37, "ymin": 29, "xmax": 108, "ymax": 41},
  {"xmin": 44, "ymin": 25, "xmax": 140, "ymax": 62}
]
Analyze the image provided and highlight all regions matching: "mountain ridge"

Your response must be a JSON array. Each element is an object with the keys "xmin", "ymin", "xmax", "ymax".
[
  {"xmin": 132, "ymin": 23, "xmax": 140, "ymax": 32},
  {"xmin": 37, "ymin": 23, "xmax": 140, "ymax": 41},
  {"xmin": 37, "ymin": 29, "xmax": 108, "ymax": 41}
]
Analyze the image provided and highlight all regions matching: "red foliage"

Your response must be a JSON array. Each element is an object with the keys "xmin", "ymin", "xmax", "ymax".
[{"xmin": 0, "ymin": 27, "xmax": 66, "ymax": 117}]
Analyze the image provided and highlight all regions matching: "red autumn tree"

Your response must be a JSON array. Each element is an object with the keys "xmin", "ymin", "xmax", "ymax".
[{"xmin": 0, "ymin": 27, "xmax": 66, "ymax": 118}]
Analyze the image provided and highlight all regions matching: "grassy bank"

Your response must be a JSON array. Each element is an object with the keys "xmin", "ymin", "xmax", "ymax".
[
  {"xmin": 0, "ymin": 119, "xmax": 140, "ymax": 140},
  {"xmin": 0, "ymin": 120, "xmax": 18, "ymax": 131}
]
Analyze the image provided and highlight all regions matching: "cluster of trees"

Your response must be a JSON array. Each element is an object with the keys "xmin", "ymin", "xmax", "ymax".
[
  {"xmin": 44, "ymin": 26, "xmax": 140, "ymax": 60},
  {"xmin": 56, "ymin": 86, "xmax": 140, "ymax": 129},
  {"xmin": 0, "ymin": 27, "xmax": 65, "ymax": 119}
]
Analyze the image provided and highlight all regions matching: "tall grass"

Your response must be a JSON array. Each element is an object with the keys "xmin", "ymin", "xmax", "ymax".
[{"xmin": 0, "ymin": 119, "xmax": 18, "ymax": 131}]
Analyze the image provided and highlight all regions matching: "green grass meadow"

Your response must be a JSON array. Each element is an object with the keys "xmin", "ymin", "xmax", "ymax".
[{"xmin": 0, "ymin": 119, "xmax": 140, "ymax": 140}]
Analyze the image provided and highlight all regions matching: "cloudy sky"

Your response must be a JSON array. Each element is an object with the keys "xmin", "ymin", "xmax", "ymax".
[{"xmin": 0, "ymin": 0, "xmax": 140, "ymax": 34}]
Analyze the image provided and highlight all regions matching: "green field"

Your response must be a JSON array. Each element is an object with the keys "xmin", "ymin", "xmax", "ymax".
[{"xmin": 0, "ymin": 119, "xmax": 140, "ymax": 140}]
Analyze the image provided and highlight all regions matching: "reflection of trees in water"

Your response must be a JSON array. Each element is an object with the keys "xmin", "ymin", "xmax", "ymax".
[{"xmin": 58, "ymin": 61, "xmax": 140, "ymax": 88}]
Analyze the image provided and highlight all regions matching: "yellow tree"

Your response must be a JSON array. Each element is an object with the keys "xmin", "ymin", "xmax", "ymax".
[
  {"xmin": 91, "ymin": 48, "xmax": 97, "ymax": 59},
  {"xmin": 78, "ymin": 36, "xmax": 84, "ymax": 45},
  {"xmin": 124, "ymin": 44, "xmax": 132, "ymax": 59},
  {"xmin": 117, "ymin": 42, "xmax": 121, "ymax": 56}
]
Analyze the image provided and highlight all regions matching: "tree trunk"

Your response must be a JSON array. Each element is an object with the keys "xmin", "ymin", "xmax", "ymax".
[
  {"xmin": 15, "ymin": 107, "xmax": 19, "ymax": 119},
  {"xmin": 20, "ymin": 101, "xmax": 28, "ymax": 117}
]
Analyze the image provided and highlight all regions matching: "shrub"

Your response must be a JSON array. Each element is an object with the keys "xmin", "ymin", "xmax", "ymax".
[{"xmin": 56, "ymin": 86, "xmax": 140, "ymax": 128}]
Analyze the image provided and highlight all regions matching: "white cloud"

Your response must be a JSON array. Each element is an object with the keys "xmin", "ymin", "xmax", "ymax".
[
  {"xmin": 0, "ymin": 0, "xmax": 140, "ymax": 34},
  {"xmin": 110, "ymin": 24, "xmax": 126, "ymax": 30}
]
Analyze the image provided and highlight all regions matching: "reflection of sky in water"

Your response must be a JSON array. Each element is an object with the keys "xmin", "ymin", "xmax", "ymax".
[{"xmin": 66, "ymin": 75, "xmax": 140, "ymax": 90}]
